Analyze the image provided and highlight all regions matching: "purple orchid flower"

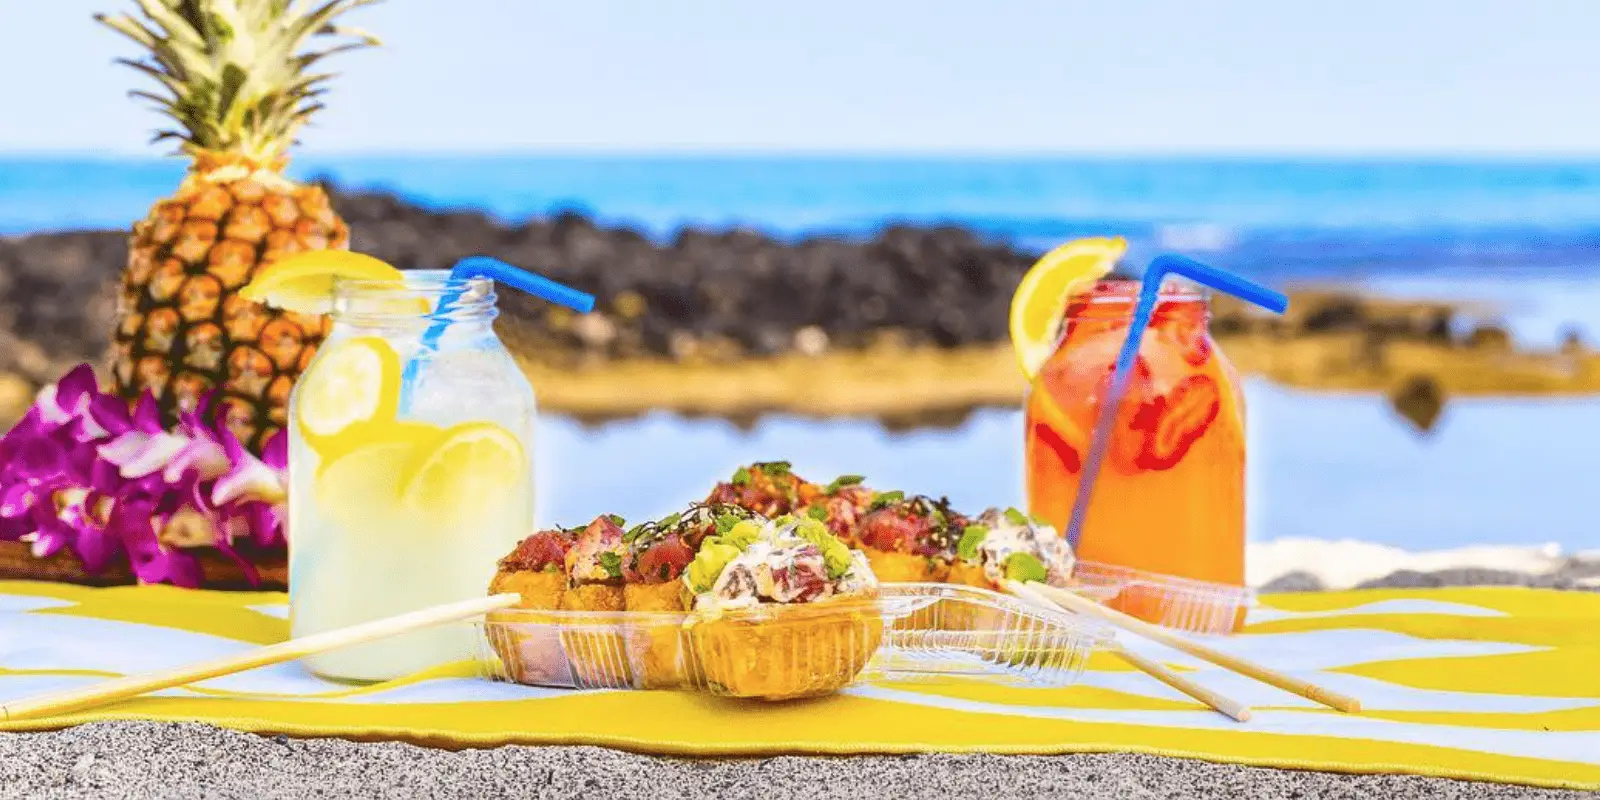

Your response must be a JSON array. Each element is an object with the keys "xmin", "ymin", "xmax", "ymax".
[{"xmin": 0, "ymin": 365, "xmax": 290, "ymax": 588}]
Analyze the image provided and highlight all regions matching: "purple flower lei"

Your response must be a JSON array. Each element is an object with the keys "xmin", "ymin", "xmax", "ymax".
[{"xmin": 0, "ymin": 365, "xmax": 288, "ymax": 588}]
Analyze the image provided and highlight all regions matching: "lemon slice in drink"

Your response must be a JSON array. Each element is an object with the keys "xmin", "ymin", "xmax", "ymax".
[
  {"xmin": 241, "ymin": 250, "xmax": 408, "ymax": 315},
  {"xmin": 314, "ymin": 440, "xmax": 417, "ymax": 534},
  {"xmin": 313, "ymin": 420, "xmax": 443, "ymax": 473},
  {"xmin": 398, "ymin": 422, "xmax": 527, "ymax": 525},
  {"xmin": 295, "ymin": 336, "xmax": 403, "ymax": 452},
  {"xmin": 1008, "ymin": 237, "xmax": 1128, "ymax": 379}
]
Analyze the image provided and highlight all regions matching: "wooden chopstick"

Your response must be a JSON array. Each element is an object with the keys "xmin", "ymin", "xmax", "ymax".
[
  {"xmin": 0, "ymin": 593, "xmax": 523, "ymax": 723},
  {"xmin": 1007, "ymin": 580, "xmax": 1253, "ymax": 721},
  {"xmin": 1006, "ymin": 580, "xmax": 1361, "ymax": 713},
  {"xmin": 1108, "ymin": 642, "xmax": 1253, "ymax": 722}
]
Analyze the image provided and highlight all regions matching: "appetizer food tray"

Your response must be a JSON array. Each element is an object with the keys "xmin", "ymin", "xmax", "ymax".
[{"xmin": 474, "ymin": 583, "xmax": 1113, "ymax": 699}]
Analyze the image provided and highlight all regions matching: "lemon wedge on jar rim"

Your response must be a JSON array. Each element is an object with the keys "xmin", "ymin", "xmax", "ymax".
[
  {"xmin": 1008, "ymin": 236, "xmax": 1128, "ymax": 379},
  {"xmin": 241, "ymin": 250, "xmax": 411, "ymax": 316}
]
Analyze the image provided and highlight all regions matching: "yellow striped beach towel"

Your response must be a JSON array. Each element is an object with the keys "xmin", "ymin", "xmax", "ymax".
[{"xmin": 0, "ymin": 581, "xmax": 1592, "ymax": 790}]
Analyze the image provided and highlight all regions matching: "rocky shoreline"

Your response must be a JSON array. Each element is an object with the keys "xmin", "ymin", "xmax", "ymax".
[{"xmin": 2, "ymin": 183, "xmax": 1595, "ymax": 429}]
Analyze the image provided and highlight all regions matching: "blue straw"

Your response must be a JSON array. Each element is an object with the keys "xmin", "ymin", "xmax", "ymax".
[
  {"xmin": 399, "ymin": 256, "xmax": 596, "ymax": 409},
  {"xmin": 1062, "ymin": 254, "xmax": 1288, "ymax": 551}
]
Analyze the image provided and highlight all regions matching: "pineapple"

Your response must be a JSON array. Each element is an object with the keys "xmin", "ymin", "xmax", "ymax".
[{"xmin": 97, "ymin": 0, "xmax": 382, "ymax": 452}]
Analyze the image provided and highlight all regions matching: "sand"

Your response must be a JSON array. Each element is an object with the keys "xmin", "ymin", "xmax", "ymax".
[{"xmin": 0, "ymin": 721, "xmax": 1586, "ymax": 800}]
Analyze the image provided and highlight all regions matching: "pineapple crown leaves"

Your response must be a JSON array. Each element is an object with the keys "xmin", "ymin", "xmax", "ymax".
[{"xmin": 96, "ymin": 0, "xmax": 384, "ymax": 162}]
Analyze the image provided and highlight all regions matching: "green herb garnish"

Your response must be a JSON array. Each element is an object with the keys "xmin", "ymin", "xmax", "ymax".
[
  {"xmin": 1003, "ymin": 508, "xmax": 1029, "ymax": 527},
  {"xmin": 598, "ymin": 551, "xmax": 623, "ymax": 580},
  {"xmin": 807, "ymin": 504, "xmax": 829, "ymax": 522},
  {"xmin": 869, "ymin": 490, "xmax": 905, "ymax": 510},
  {"xmin": 824, "ymin": 474, "xmax": 865, "ymax": 493},
  {"xmin": 604, "ymin": 513, "xmax": 626, "ymax": 528},
  {"xmin": 730, "ymin": 466, "xmax": 751, "ymax": 486},
  {"xmin": 623, "ymin": 524, "xmax": 647, "ymax": 544}
]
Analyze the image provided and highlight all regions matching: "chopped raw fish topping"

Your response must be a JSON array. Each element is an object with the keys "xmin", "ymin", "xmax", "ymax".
[
  {"xmin": 686, "ymin": 515, "xmax": 876, "ymax": 611},
  {"xmin": 500, "ymin": 528, "xmax": 576, "ymax": 573},
  {"xmin": 854, "ymin": 494, "xmax": 966, "ymax": 559},
  {"xmin": 801, "ymin": 475, "xmax": 876, "ymax": 542},
  {"xmin": 704, "ymin": 461, "xmax": 817, "ymax": 517},
  {"xmin": 622, "ymin": 517, "xmax": 698, "ymax": 585},
  {"xmin": 565, "ymin": 514, "xmax": 628, "ymax": 584}
]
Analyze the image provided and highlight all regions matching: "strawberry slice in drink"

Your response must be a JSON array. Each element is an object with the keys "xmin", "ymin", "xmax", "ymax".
[
  {"xmin": 1031, "ymin": 418, "xmax": 1082, "ymax": 475},
  {"xmin": 1038, "ymin": 320, "xmax": 1160, "ymax": 476},
  {"xmin": 1028, "ymin": 390, "xmax": 1086, "ymax": 474},
  {"xmin": 1145, "ymin": 299, "xmax": 1213, "ymax": 371},
  {"xmin": 1132, "ymin": 374, "xmax": 1222, "ymax": 471}
]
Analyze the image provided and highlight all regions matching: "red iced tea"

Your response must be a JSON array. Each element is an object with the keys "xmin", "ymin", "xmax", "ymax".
[{"xmin": 1024, "ymin": 280, "xmax": 1247, "ymax": 630}]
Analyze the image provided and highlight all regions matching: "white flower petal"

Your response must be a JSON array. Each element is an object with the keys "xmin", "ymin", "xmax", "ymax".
[
  {"xmin": 212, "ymin": 459, "xmax": 287, "ymax": 506},
  {"xmin": 106, "ymin": 433, "xmax": 190, "ymax": 479}
]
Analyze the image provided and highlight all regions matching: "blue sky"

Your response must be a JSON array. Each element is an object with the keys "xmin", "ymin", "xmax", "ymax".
[{"xmin": 5, "ymin": 0, "xmax": 1600, "ymax": 155}]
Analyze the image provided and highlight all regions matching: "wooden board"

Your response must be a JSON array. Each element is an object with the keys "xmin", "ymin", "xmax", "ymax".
[{"xmin": 0, "ymin": 542, "xmax": 286, "ymax": 592}]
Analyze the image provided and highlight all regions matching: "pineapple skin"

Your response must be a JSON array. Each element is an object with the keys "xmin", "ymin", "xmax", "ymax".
[{"xmin": 109, "ymin": 161, "xmax": 348, "ymax": 453}]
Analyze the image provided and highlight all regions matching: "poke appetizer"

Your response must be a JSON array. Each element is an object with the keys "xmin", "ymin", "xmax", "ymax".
[
  {"xmin": 563, "ymin": 515, "xmax": 630, "ymax": 613},
  {"xmin": 684, "ymin": 514, "xmax": 883, "ymax": 700},
  {"xmin": 944, "ymin": 507, "xmax": 1078, "ymax": 633},
  {"xmin": 619, "ymin": 503, "xmax": 759, "ymax": 688},
  {"xmin": 559, "ymin": 514, "xmax": 633, "ymax": 686},
  {"xmin": 853, "ymin": 493, "xmax": 968, "ymax": 583},
  {"xmin": 950, "ymin": 507, "xmax": 1076, "ymax": 592},
  {"xmin": 704, "ymin": 461, "xmax": 816, "ymax": 517},
  {"xmin": 485, "ymin": 525, "xmax": 575, "ymax": 686},
  {"xmin": 799, "ymin": 474, "xmax": 878, "ymax": 544}
]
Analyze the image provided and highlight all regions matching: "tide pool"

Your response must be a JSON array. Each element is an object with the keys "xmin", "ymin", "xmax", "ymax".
[{"xmin": 533, "ymin": 379, "xmax": 1596, "ymax": 553}]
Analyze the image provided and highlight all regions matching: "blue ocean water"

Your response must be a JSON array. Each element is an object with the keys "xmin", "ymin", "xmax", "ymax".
[{"xmin": 2, "ymin": 155, "xmax": 1595, "ymax": 552}]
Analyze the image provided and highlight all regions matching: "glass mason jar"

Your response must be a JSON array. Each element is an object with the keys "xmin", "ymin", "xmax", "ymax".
[
  {"xmin": 288, "ymin": 271, "xmax": 537, "ymax": 682},
  {"xmin": 1023, "ymin": 280, "xmax": 1248, "ymax": 631}
]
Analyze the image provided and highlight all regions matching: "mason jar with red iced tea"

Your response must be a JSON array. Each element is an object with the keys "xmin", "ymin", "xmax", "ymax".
[{"xmin": 1024, "ymin": 280, "xmax": 1250, "ymax": 633}]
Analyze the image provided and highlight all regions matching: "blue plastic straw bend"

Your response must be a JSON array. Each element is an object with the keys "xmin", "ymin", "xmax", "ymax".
[
  {"xmin": 1147, "ymin": 254, "xmax": 1288, "ymax": 315},
  {"xmin": 1061, "ymin": 255, "xmax": 1288, "ymax": 551},
  {"xmin": 443, "ymin": 255, "xmax": 597, "ymax": 317},
  {"xmin": 399, "ymin": 256, "xmax": 596, "ymax": 408}
]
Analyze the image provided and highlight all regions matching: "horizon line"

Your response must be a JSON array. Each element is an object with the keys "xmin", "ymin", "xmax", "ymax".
[{"xmin": 4, "ymin": 147, "xmax": 1600, "ymax": 163}]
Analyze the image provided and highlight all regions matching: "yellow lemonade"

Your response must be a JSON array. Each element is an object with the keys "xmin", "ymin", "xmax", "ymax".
[{"xmin": 285, "ymin": 274, "xmax": 536, "ymax": 682}]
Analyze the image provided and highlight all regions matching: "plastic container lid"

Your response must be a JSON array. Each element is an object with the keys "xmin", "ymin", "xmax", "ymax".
[{"xmin": 1071, "ymin": 560, "xmax": 1254, "ymax": 636}]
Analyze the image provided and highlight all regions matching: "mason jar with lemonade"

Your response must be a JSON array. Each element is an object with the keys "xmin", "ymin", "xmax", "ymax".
[{"xmin": 242, "ymin": 253, "xmax": 538, "ymax": 682}]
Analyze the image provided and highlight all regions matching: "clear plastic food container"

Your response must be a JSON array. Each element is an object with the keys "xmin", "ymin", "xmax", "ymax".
[
  {"xmin": 1071, "ymin": 560, "xmax": 1253, "ymax": 636},
  {"xmin": 473, "ymin": 583, "xmax": 1112, "ymax": 699}
]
